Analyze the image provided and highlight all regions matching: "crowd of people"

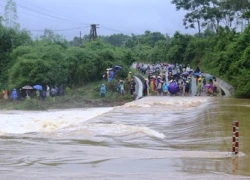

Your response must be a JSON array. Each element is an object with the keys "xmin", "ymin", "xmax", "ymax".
[
  {"xmin": 100, "ymin": 64, "xmax": 139, "ymax": 98},
  {"xmin": 100, "ymin": 62, "xmax": 220, "ymax": 98},
  {"xmin": 136, "ymin": 62, "xmax": 220, "ymax": 97},
  {"xmin": 1, "ymin": 85, "xmax": 65, "ymax": 101},
  {"xmin": 100, "ymin": 71, "xmax": 137, "ymax": 98},
  {"xmin": 2, "ymin": 63, "xmax": 219, "ymax": 101}
]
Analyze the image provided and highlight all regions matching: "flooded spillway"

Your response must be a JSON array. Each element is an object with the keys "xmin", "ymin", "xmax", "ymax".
[{"xmin": 0, "ymin": 96, "xmax": 249, "ymax": 180}]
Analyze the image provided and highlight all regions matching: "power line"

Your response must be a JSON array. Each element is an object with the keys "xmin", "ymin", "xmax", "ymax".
[
  {"xmin": 1, "ymin": 1, "xmax": 131, "ymax": 36},
  {"xmin": 19, "ymin": 0, "xmax": 69, "ymax": 17},
  {"xmin": 29, "ymin": 26, "xmax": 89, "ymax": 32},
  {"xmin": 0, "ymin": 3, "xmax": 90, "ymax": 27},
  {"xmin": 16, "ymin": 3, "xmax": 89, "ymax": 25},
  {"xmin": 18, "ymin": 9, "xmax": 81, "ymax": 24},
  {"xmin": 0, "ymin": 2, "xmax": 131, "ymax": 37},
  {"xmin": 100, "ymin": 25, "xmax": 131, "ymax": 35},
  {"xmin": 17, "ymin": 0, "xmax": 91, "ymax": 25},
  {"xmin": 101, "ymin": 25, "xmax": 125, "ymax": 33}
]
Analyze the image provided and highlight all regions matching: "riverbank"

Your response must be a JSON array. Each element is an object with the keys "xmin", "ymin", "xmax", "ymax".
[{"xmin": 0, "ymin": 81, "xmax": 134, "ymax": 110}]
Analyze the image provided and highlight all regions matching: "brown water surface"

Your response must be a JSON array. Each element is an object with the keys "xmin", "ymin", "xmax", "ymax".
[{"xmin": 0, "ymin": 97, "xmax": 249, "ymax": 180}]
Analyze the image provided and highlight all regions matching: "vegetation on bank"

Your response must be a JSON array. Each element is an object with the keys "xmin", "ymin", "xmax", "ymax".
[{"xmin": 0, "ymin": 80, "xmax": 133, "ymax": 110}]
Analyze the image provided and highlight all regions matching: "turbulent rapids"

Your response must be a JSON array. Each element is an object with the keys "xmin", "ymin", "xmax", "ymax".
[
  {"xmin": 0, "ymin": 108, "xmax": 113, "ymax": 134},
  {"xmin": 0, "ymin": 96, "xmax": 249, "ymax": 180}
]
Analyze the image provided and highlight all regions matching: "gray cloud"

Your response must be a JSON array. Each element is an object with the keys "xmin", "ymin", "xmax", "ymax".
[{"xmin": 0, "ymin": 0, "xmax": 196, "ymax": 39}]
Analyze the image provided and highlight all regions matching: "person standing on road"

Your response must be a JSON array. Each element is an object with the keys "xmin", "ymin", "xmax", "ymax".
[
  {"xmin": 157, "ymin": 80, "xmax": 163, "ymax": 96},
  {"xmin": 162, "ymin": 81, "xmax": 168, "ymax": 96},
  {"xmin": 46, "ymin": 85, "xmax": 50, "ymax": 97},
  {"xmin": 143, "ymin": 79, "xmax": 148, "ymax": 96},
  {"xmin": 100, "ymin": 84, "xmax": 106, "ymax": 97},
  {"xmin": 195, "ymin": 78, "xmax": 202, "ymax": 96},
  {"xmin": 130, "ymin": 78, "xmax": 136, "ymax": 96},
  {"xmin": 120, "ymin": 80, "xmax": 125, "ymax": 95},
  {"xmin": 11, "ymin": 89, "xmax": 18, "ymax": 101},
  {"xmin": 127, "ymin": 72, "xmax": 132, "ymax": 82},
  {"xmin": 146, "ymin": 79, "xmax": 150, "ymax": 96},
  {"xmin": 2, "ymin": 89, "xmax": 8, "ymax": 100},
  {"xmin": 184, "ymin": 81, "xmax": 190, "ymax": 96}
]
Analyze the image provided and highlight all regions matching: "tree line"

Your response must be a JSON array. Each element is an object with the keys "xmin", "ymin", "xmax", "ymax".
[
  {"xmin": 0, "ymin": 26, "xmax": 134, "ymax": 91},
  {"xmin": 1, "ymin": 0, "xmax": 250, "ymax": 97},
  {"xmin": 171, "ymin": 0, "xmax": 250, "ymax": 35},
  {"xmin": 69, "ymin": 25, "xmax": 250, "ymax": 98}
]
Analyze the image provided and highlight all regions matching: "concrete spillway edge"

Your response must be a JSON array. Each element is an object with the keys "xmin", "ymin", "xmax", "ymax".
[
  {"xmin": 205, "ymin": 73, "xmax": 234, "ymax": 97},
  {"xmin": 133, "ymin": 75, "xmax": 143, "ymax": 100}
]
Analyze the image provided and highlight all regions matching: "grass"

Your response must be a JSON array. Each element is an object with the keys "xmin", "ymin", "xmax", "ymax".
[{"xmin": 0, "ymin": 80, "xmax": 134, "ymax": 111}]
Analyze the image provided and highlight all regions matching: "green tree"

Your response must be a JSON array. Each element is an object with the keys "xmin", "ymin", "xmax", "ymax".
[
  {"xmin": 0, "ymin": 26, "xmax": 32, "ymax": 89},
  {"xmin": 8, "ymin": 58, "xmax": 52, "ymax": 89},
  {"xmin": 40, "ymin": 29, "xmax": 68, "ymax": 48},
  {"xmin": 183, "ymin": 37, "xmax": 207, "ymax": 66},
  {"xmin": 0, "ymin": 16, "xmax": 3, "ymax": 26},
  {"xmin": 69, "ymin": 37, "xmax": 82, "ymax": 47},
  {"xmin": 166, "ymin": 32, "xmax": 193, "ymax": 64},
  {"xmin": 223, "ymin": 0, "xmax": 250, "ymax": 22},
  {"xmin": 171, "ymin": 0, "xmax": 210, "ymax": 34},
  {"xmin": 202, "ymin": 2, "xmax": 223, "ymax": 33},
  {"xmin": 101, "ymin": 33, "xmax": 130, "ymax": 47}
]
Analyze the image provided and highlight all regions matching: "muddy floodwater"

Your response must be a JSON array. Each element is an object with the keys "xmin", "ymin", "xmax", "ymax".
[{"xmin": 0, "ymin": 96, "xmax": 250, "ymax": 180}]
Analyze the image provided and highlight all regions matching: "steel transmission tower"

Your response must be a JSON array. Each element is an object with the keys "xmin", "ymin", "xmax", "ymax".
[{"xmin": 89, "ymin": 24, "xmax": 99, "ymax": 41}]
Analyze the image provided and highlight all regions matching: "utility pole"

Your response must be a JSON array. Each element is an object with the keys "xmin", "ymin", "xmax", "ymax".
[{"xmin": 89, "ymin": 24, "xmax": 99, "ymax": 41}]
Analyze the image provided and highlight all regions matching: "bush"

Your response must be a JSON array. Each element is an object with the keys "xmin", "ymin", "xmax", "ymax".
[
  {"xmin": 8, "ymin": 58, "xmax": 52, "ymax": 90},
  {"xmin": 105, "ymin": 80, "xmax": 119, "ymax": 93},
  {"xmin": 13, "ymin": 99, "xmax": 47, "ymax": 110}
]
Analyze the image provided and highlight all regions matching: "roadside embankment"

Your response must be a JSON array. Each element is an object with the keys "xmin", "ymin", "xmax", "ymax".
[
  {"xmin": 216, "ymin": 77, "xmax": 234, "ymax": 96},
  {"xmin": 205, "ymin": 74, "xmax": 234, "ymax": 97}
]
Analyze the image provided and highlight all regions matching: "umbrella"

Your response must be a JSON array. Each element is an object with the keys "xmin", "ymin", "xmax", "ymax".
[
  {"xmin": 193, "ymin": 72, "xmax": 201, "ymax": 77},
  {"xmin": 205, "ymin": 84, "xmax": 212, "ymax": 88},
  {"xmin": 168, "ymin": 65, "xmax": 174, "ymax": 69},
  {"xmin": 205, "ymin": 74, "xmax": 213, "ymax": 78},
  {"xmin": 114, "ymin": 65, "xmax": 122, "ymax": 70},
  {"xmin": 168, "ymin": 82, "xmax": 179, "ymax": 94},
  {"xmin": 182, "ymin": 72, "xmax": 189, "ymax": 76},
  {"xmin": 33, "ymin": 85, "xmax": 43, "ymax": 91},
  {"xmin": 22, "ymin": 85, "xmax": 33, "ymax": 90}
]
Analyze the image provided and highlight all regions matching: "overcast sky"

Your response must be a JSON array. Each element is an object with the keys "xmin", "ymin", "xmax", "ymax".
[{"xmin": 0, "ymin": 0, "xmax": 196, "ymax": 40}]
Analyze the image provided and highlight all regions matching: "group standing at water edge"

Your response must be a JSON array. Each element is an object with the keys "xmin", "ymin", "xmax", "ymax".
[
  {"xmin": 100, "ymin": 62, "xmax": 220, "ymax": 98},
  {"xmin": 135, "ymin": 62, "xmax": 220, "ymax": 97},
  {"xmin": 101, "ymin": 74, "xmax": 137, "ymax": 98},
  {"xmin": 1, "ymin": 85, "xmax": 65, "ymax": 101},
  {"xmin": 100, "ymin": 66, "xmax": 137, "ymax": 97},
  {"xmin": 1, "ymin": 63, "xmax": 219, "ymax": 100}
]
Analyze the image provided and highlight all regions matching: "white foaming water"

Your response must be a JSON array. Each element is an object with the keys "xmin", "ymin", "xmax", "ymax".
[
  {"xmin": 0, "ymin": 108, "xmax": 113, "ymax": 134},
  {"xmin": 0, "ymin": 97, "xmax": 209, "ymax": 137},
  {"xmin": 63, "ymin": 123, "xmax": 165, "ymax": 139},
  {"xmin": 122, "ymin": 96, "xmax": 211, "ymax": 108},
  {"xmin": 1, "ymin": 97, "xmax": 249, "ymax": 180}
]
